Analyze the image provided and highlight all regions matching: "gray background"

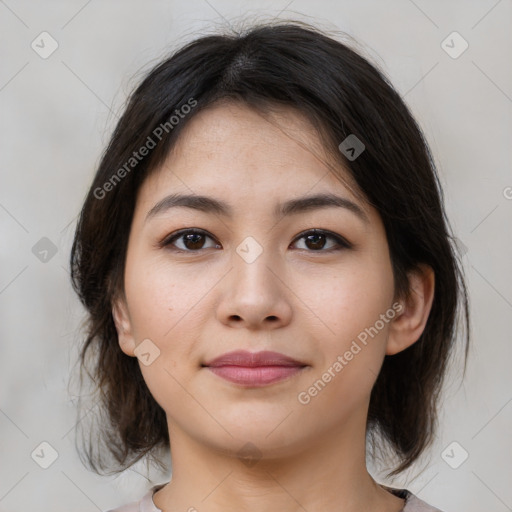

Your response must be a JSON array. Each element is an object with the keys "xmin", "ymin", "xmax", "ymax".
[{"xmin": 1, "ymin": 1, "xmax": 511, "ymax": 511}]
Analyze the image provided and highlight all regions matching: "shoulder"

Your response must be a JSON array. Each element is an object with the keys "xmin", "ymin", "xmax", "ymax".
[
  {"xmin": 104, "ymin": 502, "xmax": 139, "ymax": 512},
  {"xmin": 403, "ymin": 490, "xmax": 445, "ymax": 512},
  {"xmin": 382, "ymin": 485, "xmax": 445, "ymax": 512},
  {"xmin": 104, "ymin": 483, "xmax": 166, "ymax": 512}
]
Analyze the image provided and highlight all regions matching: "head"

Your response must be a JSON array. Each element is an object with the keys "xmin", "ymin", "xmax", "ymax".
[{"xmin": 70, "ymin": 21, "xmax": 469, "ymax": 477}]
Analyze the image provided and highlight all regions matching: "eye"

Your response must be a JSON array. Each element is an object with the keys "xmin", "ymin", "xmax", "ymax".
[
  {"xmin": 161, "ymin": 228, "xmax": 220, "ymax": 252},
  {"xmin": 160, "ymin": 228, "xmax": 351, "ymax": 253},
  {"xmin": 291, "ymin": 229, "xmax": 352, "ymax": 252}
]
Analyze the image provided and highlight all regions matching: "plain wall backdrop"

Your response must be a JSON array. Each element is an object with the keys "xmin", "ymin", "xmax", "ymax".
[{"xmin": 1, "ymin": 1, "xmax": 511, "ymax": 511}]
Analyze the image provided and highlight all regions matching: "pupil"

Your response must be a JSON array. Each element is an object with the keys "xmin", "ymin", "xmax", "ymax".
[
  {"xmin": 185, "ymin": 233, "xmax": 204, "ymax": 250},
  {"xmin": 181, "ymin": 233, "xmax": 326, "ymax": 251},
  {"xmin": 306, "ymin": 233, "xmax": 325, "ymax": 250}
]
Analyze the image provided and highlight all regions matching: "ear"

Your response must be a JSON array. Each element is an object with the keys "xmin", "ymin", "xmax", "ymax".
[
  {"xmin": 112, "ymin": 297, "xmax": 137, "ymax": 357},
  {"xmin": 386, "ymin": 264, "xmax": 435, "ymax": 356}
]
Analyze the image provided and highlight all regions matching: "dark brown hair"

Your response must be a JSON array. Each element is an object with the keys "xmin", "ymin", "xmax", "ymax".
[{"xmin": 70, "ymin": 21, "xmax": 470, "ymax": 477}]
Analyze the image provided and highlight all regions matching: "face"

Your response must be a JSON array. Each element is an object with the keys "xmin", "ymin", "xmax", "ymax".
[{"xmin": 113, "ymin": 101, "xmax": 404, "ymax": 459}]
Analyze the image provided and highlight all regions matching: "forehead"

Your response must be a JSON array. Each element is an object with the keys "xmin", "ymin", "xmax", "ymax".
[{"xmin": 138, "ymin": 101, "xmax": 366, "ymax": 214}]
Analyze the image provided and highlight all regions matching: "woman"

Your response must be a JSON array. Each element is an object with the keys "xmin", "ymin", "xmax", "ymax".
[{"xmin": 70, "ymin": 21, "xmax": 469, "ymax": 512}]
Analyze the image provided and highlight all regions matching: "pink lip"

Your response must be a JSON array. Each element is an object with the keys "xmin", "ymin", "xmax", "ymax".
[{"xmin": 202, "ymin": 350, "xmax": 307, "ymax": 387}]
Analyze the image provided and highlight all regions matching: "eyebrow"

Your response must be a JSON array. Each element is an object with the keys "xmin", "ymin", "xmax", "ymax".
[{"xmin": 145, "ymin": 192, "xmax": 369, "ymax": 224}]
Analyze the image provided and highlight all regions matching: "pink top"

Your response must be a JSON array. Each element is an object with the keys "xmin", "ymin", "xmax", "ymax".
[{"xmin": 105, "ymin": 483, "xmax": 444, "ymax": 512}]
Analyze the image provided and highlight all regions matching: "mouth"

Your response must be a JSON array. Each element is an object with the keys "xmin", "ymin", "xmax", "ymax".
[{"xmin": 202, "ymin": 350, "xmax": 308, "ymax": 387}]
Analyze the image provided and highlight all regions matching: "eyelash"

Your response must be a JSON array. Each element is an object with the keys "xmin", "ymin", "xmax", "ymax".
[{"xmin": 159, "ymin": 228, "xmax": 352, "ymax": 254}]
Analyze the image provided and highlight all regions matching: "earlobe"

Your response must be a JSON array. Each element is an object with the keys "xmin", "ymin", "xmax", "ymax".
[
  {"xmin": 112, "ymin": 299, "xmax": 137, "ymax": 357},
  {"xmin": 386, "ymin": 264, "xmax": 435, "ymax": 356}
]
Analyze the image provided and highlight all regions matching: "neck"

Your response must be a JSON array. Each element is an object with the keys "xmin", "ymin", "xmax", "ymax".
[{"xmin": 153, "ymin": 411, "xmax": 404, "ymax": 512}]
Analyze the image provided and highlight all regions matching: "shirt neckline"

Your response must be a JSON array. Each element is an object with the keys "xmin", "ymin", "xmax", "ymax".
[
  {"xmin": 146, "ymin": 483, "xmax": 411, "ymax": 512},
  {"xmin": 380, "ymin": 484, "xmax": 412, "ymax": 511}
]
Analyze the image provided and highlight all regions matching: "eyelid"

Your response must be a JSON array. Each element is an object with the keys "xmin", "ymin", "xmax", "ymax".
[
  {"xmin": 158, "ymin": 228, "xmax": 219, "ymax": 250},
  {"xmin": 290, "ymin": 228, "xmax": 353, "ymax": 250},
  {"xmin": 159, "ymin": 228, "xmax": 352, "ymax": 252}
]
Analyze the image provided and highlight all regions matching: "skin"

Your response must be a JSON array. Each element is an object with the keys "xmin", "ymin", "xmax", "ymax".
[{"xmin": 112, "ymin": 101, "xmax": 435, "ymax": 512}]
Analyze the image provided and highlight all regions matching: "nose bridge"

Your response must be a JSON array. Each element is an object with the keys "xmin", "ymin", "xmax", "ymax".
[
  {"xmin": 232, "ymin": 235, "xmax": 281, "ymax": 301},
  {"xmin": 216, "ymin": 234, "xmax": 292, "ymax": 329}
]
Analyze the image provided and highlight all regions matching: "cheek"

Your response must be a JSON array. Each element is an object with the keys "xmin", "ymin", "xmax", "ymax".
[
  {"xmin": 297, "ymin": 271, "xmax": 395, "ymax": 415},
  {"xmin": 123, "ymin": 256, "xmax": 208, "ymax": 394},
  {"xmin": 124, "ymin": 263, "xmax": 201, "ymax": 412},
  {"xmin": 124, "ymin": 254, "xmax": 204, "ymax": 342},
  {"xmin": 308, "ymin": 260, "xmax": 395, "ymax": 340},
  {"xmin": 302, "ymin": 255, "xmax": 395, "ymax": 401}
]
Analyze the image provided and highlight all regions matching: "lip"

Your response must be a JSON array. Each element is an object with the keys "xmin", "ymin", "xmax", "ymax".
[
  {"xmin": 202, "ymin": 350, "xmax": 308, "ymax": 387},
  {"xmin": 203, "ymin": 350, "xmax": 305, "ymax": 368}
]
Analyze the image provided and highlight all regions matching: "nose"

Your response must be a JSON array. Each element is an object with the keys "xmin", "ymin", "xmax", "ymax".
[{"xmin": 215, "ymin": 248, "xmax": 293, "ymax": 331}]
